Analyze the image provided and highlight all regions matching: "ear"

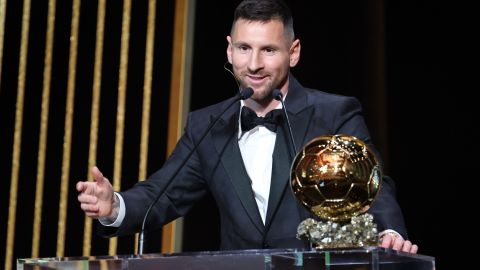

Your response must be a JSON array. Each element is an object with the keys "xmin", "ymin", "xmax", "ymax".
[
  {"xmin": 226, "ymin": 36, "xmax": 233, "ymax": 64},
  {"xmin": 289, "ymin": 39, "xmax": 301, "ymax": 67}
]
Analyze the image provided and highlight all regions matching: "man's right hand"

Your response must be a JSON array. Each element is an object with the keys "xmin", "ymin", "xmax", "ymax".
[{"xmin": 76, "ymin": 166, "xmax": 115, "ymax": 219}]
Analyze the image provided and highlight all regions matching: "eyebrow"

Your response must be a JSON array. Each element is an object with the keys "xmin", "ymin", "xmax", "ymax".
[{"xmin": 232, "ymin": 41, "xmax": 281, "ymax": 50}]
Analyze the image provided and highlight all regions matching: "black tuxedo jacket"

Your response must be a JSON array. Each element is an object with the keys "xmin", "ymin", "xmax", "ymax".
[{"xmin": 99, "ymin": 76, "xmax": 407, "ymax": 250}]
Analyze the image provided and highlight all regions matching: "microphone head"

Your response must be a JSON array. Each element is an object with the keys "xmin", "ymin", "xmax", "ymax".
[
  {"xmin": 272, "ymin": 89, "xmax": 283, "ymax": 101},
  {"xmin": 240, "ymin": 87, "xmax": 254, "ymax": 100}
]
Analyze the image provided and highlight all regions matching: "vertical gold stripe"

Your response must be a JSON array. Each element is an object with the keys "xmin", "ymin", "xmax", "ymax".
[
  {"xmin": 83, "ymin": 0, "xmax": 106, "ymax": 256},
  {"xmin": 162, "ymin": 0, "xmax": 195, "ymax": 253},
  {"xmin": 57, "ymin": 0, "xmax": 81, "ymax": 258},
  {"xmin": 139, "ymin": 0, "xmax": 156, "ymax": 185},
  {"xmin": 166, "ymin": 0, "xmax": 186, "ymax": 148},
  {"xmin": 5, "ymin": 0, "xmax": 31, "ymax": 269},
  {"xmin": 109, "ymin": 0, "xmax": 132, "ymax": 256},
  {"xmin": 134, "ymin": 0, "xmax": 156, "ymax": 253},
  {"xmin": 0, "ymin": 0, "xmax": 7, "ymax": 86},
  {"xmin": 32, "ymin": 0, "xmax": 56, "ymax": 259}
]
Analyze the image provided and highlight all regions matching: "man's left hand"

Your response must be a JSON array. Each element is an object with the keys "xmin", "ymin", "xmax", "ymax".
[{"xmin": 379, "ymin": 233, "xmax": 418, "ymax": 254}]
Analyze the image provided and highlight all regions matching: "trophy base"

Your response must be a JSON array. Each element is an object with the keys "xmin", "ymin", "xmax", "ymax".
[{"xmin": 297, "ymin": 213, "xmax": 379, "ymax": 249}]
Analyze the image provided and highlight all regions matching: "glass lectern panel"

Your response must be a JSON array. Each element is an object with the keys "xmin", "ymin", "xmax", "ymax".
[{"xmin": 18, "ymin": 247, "xmax": 435, "ymax": 270}]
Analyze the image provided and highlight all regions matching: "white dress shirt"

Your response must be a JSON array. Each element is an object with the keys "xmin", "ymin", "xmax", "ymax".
[{"xmin": 238, "ymin": 101, "xmax": 283, "ymax": 224}]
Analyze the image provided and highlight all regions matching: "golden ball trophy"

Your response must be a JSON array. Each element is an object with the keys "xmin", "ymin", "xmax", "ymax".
[{"xmin": 291, "ymin": 135, "xmax": 382, "ymax": 249}]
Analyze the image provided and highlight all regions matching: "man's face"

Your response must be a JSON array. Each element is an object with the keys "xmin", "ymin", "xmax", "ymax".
[{"xmin": 227, "ymin": 19, "xmax": 300, "ymax": 102}]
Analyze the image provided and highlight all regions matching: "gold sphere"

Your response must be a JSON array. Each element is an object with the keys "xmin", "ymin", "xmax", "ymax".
[{"xmin": 291, "ymin": 135, "xmax": 382, "ymax": 222}]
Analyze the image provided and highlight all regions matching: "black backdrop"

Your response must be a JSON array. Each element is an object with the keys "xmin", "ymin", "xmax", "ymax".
[{"xmin": 0, "ymin": 1, "xmax": 470, "ymax": 269}]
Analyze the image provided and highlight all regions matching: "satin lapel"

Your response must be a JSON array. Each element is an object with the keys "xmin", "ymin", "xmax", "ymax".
[
  {"xmin": 289, "ymin": 108, "xmax": 314, "ymax": 152},
  {"xmin": 264, "ymin": 124, "xmax": 291, "ymax": 229},
  {"xmin": 285, "ymin": 75, "xmax": 315, "ymax": 150},
  {"xmin": 211, "ymin": 107, "xmax": 265, "ymax": 235},
  {"xmin": 264, "ymin": 76, "xmax": 314, "ymax": 230}
]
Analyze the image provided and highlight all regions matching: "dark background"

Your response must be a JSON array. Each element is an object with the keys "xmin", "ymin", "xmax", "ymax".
[{"xmin": 0, "ymin": 1, "xmax": 469, "ymax": 270}]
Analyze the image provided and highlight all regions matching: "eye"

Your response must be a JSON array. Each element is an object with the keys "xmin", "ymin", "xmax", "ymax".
[
  {"xmin": 237, "ymin": 45, "xmax": 250, "ymax": 54},
  {"xmin": 263, "ymin": 47, "xmax": 276, "ymax": 56}
]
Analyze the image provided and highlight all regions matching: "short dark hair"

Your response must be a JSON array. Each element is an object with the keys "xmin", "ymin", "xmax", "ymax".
[{"xmin": 231, "ymin": 0, "xmax": 295, "ymax": 42}]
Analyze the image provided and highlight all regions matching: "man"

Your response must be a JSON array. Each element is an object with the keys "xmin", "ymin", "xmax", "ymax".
[{"xmin": 77, "ymin": 0, "xmax": 418, "ymax": 253}]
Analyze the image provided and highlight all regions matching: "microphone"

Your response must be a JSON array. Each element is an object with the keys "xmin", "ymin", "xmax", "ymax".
[
  {"xmin": 223, "ymin": 61, "xmax": 241, "ymax": 92},
  {"xmin": 273, "ymin": 89, "xmax": 311, "ymax": 249},
  {"xmin": 273, "ymin": 89, "xmax": 297, "ymax": 156},
  {"xmin": 137, "ymin": 87, "xmax": 254, "ymax": 255}
]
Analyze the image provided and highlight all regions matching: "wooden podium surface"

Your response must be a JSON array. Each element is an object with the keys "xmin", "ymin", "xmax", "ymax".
[{"xmin": 18, "ymin": 247, "xmax": 435, "ymax": 270}]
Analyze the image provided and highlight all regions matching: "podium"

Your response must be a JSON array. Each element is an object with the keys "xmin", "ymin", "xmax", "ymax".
[{"xmin": 18, "ymin": 247, "xmax": 435, "ymax": 270}]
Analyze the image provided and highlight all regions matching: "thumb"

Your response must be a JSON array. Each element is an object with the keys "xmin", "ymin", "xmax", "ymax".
[{"xmin": 91, "ymin": 166, "xmax": 106, "ymax": 184}]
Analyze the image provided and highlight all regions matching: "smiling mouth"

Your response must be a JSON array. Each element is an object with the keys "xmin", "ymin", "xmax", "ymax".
[{"xmin": 247, "ymin": 75, "xmax": 267, "ymax": 82}]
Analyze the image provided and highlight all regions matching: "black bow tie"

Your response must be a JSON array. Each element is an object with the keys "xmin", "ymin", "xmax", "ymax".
[{"xmin": 240, "ymin": 106, "xmax": 283, "ymax": 132}]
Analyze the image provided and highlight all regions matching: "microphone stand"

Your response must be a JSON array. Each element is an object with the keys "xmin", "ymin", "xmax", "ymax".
[
  {"xmin": 137, "ymin": 88, "xmax": 253, "ymax": 255},
  {"xmin": 273, "ymin": 89, "xmax": 313, "ymax": 249},
  {"xmin": 273, "ymin": 89, "xmax": 297, "ymax": 155}
]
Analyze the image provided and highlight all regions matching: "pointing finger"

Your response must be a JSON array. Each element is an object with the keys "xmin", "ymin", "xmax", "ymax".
[{"xmin": 76, "ymin": 181, "xmax": 85, "ymax": 192}]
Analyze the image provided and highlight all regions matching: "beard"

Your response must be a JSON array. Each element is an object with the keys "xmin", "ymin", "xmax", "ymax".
[
  {"xmin": 251, "ymin": 85, "xmax": 274, "ymax": 102},
  {"xmin": 237, "ymin": 74, "xmax": 275, "ymax": 103}
]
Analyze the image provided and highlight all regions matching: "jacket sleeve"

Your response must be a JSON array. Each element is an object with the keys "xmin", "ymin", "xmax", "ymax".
[{"xmin": 98, "ymin": 112, "xmax": 208, "ymax": 237}]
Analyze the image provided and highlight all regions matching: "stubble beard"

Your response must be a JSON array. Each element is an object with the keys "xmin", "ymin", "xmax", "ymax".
[
  {"xmin": 251, "ymin": 85, "xmax": 274, "ymax": 103},
  {"xmin": 238, "ymin": 75, "xmax": 275, "ymax": 103}
]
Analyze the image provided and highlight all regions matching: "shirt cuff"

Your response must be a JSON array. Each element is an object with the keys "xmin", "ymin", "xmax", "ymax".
[
  {"xmin": 98, "ymin": 192, "xmax": 125, "ymax": 227},
  {"xmin": 379, "ymin": 229, "xmax": 404, "ymax": 240}
]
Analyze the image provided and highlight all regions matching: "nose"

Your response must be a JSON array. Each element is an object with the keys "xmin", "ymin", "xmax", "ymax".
[{"xmin": 247, "ymin": 50, "xmax": 263, "ymax": 73}]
